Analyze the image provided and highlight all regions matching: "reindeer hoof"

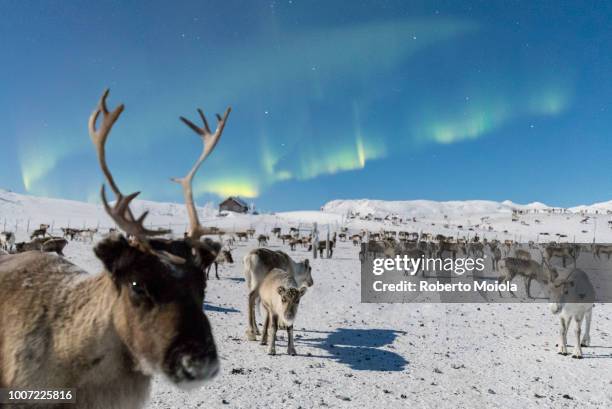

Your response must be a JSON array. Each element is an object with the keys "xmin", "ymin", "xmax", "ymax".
[
  {"xmin": 288, "ymin": 348, "xmax": 297, "ymax": 356},
  {"xmin": 260, "ymin": 339, "xmax": 267, "ymax": 346},
  {"xmin": 268, "ymin": 348, "xmax": 276, "ymax": 356},
  {"xmin": 571, "ymin": 354, "xmax": 583, "ymax": 359},
  {"xmin": 245, "ymin": 330, "xmax": 257, "ymax": 341},
  {"xmin": 558, "ymin": 352, "xmax": 568, "ymax": 356}
]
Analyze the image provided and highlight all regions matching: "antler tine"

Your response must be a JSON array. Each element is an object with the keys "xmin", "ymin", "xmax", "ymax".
[
  {"xmin": 173, "ymin": 106, "xmax": 231, "ymax": 240},
  {"xmin": 90, "ymin": 89, "xmax": 170, "ymax": 246},
  {"xmin": 100, "ymin": 186, "xmax": 168, "ymax": 239}
]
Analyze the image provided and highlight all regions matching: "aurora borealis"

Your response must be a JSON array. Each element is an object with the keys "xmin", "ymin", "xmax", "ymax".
[{"xmin": 1, "ymin": 1, "xmax": 611, "ymax": 210}]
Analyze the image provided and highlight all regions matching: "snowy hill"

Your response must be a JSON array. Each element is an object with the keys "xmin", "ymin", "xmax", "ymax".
[{"xmin": 322, "ymin": 199, "xmax": 558, "ymax": 218}]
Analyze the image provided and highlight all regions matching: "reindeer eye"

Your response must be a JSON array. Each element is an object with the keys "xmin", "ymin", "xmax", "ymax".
[{"xmin": 130, "ymin": 281, "xmax": 147, "ymax": 298}]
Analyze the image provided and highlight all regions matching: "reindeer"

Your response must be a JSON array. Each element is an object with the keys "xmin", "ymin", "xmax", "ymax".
[
  {"xmin": 246, "ymin": 228, "xmax": 256, "ymax": 238},
  {"xmin": 513, "ymin": 248, "xmax": 531, "ymax": 260},
  {"xmin": 236, "ymin": 232, "xmax": 249, "ymax": 241},
  {"xmin": 61, "ymin": 227, "xmax": 79, "ymax": 240},
  {"xmin": 309, "ymin": 240, "xmax": 335, "ymax": 258},
  {"xmin": 497, "ymin": 257, "xmax": 557, "ymax": 298},
  {"xmin": 338, "ymin": 233, "xmax": 347, "ymax": 241},
  {"xmin": 258, "ymin": 234, "xmax": 269, "ymax": 247},
  {"xmin": 280, "ymin": 234, "xmax": 293, "ymax": 244},
  {"xmin": 0, "ymin": 231, "xmax": 15, "ymax": 252},
  {"xmin": 350, "ymin": 234, "xmax": 362, "ymax": 246},
  {"xmin": 593, "ymin": 244, "xmax": 612, "ymax": 260},
  {"xmin": 258, "ymin": 268, "xmax": 307, "ymax": 355},
  {"xmin": 546, "ymin": 267, "xmax": 594, "ymax": 358},
  {"xmin": 271, "ymin": 227, "xmax": 281, "ymax": 237},
  {"xmin": 545, "ymin": 244, "xmax": 579, "ymax": 267},
  {"xmin": 15, "ymin": 237, "xmax": 69, "ymax": 256},
  {"xmin": 243, "ymin": 248, "xmax": 313, "ymax": 341},
  {"xmin": 488, "ymin": 243, "xmax": 502, "ymax": 271},
  {"xmin": 206, "ymin": 248, "xmax": 234, "ymax": 280},
  {"xmin": 288, "ymin": 238, "xmax": 300, "ymax": 251},
  {"xmin": 0, "ymin": 90, "xmax": 230, "ymax": 408},
  {"xmin": 30, "ymin": 223, "xmax": 50, "ymax": 239}
]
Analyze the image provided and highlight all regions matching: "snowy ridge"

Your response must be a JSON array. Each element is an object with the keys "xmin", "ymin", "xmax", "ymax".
[{"xmin": 323, "ymin": 198, "xmax": 610, "ymax": 217}]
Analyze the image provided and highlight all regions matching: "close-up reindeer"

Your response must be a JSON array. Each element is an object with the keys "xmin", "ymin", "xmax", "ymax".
[{"xmin": 0, "ymin": 90, "xmax": 231, "ymax": 408}]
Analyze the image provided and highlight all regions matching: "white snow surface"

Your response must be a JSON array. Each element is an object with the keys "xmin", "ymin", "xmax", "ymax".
[{"xmin": 1, "ymin": 189, "xmax": 612, "ymax": 408}]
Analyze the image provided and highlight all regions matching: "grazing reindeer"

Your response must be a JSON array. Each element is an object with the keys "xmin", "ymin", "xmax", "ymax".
[
  {"xmin": 206, "ymin": 248, "xmax": 234, "ymax": 280},
  {"xmin": 271, "ymin": 227, "xmax": 281, "ymax": 237},
  {"xmin": 546, "ymin": 267, "xmax": 594, "ymax": 358},
  {"xmin": 0, "ymin": 231, "xmax": 15, "ymax": 252},
  {"xmin": 0, "ymin": 90, "xmax": 230, "ymax": 408},
  {"xmin": 258, "ymin": 234, "xmax": 269, "ymax": 247},
  {"xmin": 258, "ymin": 268, "xmax": 307, "ymax": 355},
  {"xmin": 246, "ymin": 228, "xmax": 256, "ymax": 238},
  {"xmin": 243, "ymin": 248, "xmax": 313, "ymax": 341},
  {"xmin": 30, "ymin": 223, "xmax": 50, "ymax": 239}
]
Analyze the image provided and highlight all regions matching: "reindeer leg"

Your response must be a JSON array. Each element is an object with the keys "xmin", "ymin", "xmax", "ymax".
[
  {"xmin": 525, "ymin": 276, "xmax": 533, "ymax": 299},
  {"xmin": 246, "ymin": 290, "xmax": 258, "ymax": 341},
  {"xmin": 287, "ymin": 325, "xmax": 297, "ymax": 356},
  {"xmin": 260, "ymin": 309, "xmax": 270, "ymax": 345},
  {"xmin": 268, "ymin": 315, "xmax": 278, "ymax": 355},
  {"xmin": 215, "ymin": 262, "xmax": 219, "ymax": 280},
  {"xmin": 558, "ymin": 317, "xmax": 569, "ymax": 355},
  {"xmin": 581, "ymin": 309, "xmax": 591, "ymax": 347},
  {"xmin": 572, "ymin": 316, "xmax": 583, "ymax": 358}
]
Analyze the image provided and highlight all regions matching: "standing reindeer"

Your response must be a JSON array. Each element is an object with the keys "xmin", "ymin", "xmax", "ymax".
[
  {"xmin": 206, "ymin": 247, "xmax": 234, "ymax": 280},
  {"xmin": 243, "ymin": 248, "xmax": 313, "ymax": 341},
  {"xmin": 0, "ymin": 90, "xmax": 231, "ymax": 408},
  {"xmin": 30, "ymin": 223, "xmax": 50, "ymax": 239},
  {"xmin": 546, "ymin": 266, "xmax": 594, "ymax": 358}
]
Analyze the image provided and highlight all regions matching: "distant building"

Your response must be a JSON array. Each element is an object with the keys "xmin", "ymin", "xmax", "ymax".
[{"xmin": 219, "ymin": 197, "xmax": 249, "ymax": 213}]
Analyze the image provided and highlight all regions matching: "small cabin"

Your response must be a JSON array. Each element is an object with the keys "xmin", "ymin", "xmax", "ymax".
[{"xmin": 219, "ymin": 197, "xmax": 249, "ymax": 213}]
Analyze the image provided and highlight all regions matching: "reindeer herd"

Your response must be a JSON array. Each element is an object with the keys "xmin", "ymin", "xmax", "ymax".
[{"xmin": 0, "ymin": 90, "xmax": 608, "ymax": 407}]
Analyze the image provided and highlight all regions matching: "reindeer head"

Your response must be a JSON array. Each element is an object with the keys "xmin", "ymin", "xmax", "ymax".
[
  {"xmin": 89, "ymin": 89, "xmax": 231, "ymax": 387},
  {"xmin": 277, "ymin": 285, "xmax": 307, "ymax": 325},
  {"xmin": 295, "ymin": 258, "xmax": 314, "ymax": 287}
]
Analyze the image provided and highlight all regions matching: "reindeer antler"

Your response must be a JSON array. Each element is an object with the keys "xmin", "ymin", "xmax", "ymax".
[
  {"xmin": 173, "ymin": 107, "xmax": 231, "ymax": 240},
  {"xmin": 89, "ymin": 89, "xmax": 170, "ymax": 247}
]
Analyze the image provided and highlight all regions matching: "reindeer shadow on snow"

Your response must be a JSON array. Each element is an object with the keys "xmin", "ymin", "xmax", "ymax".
[{"xmin": 296, "ymin": 328, "xmax": 408, "ymax": 371}]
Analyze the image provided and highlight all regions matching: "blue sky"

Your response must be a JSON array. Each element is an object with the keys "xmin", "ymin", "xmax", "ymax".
[{"xmin": 1, "ymin": 1, "xmax": 611, "ymax": 211}]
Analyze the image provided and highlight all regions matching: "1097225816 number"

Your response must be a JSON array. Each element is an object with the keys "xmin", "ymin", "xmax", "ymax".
[{"xmin": 0, "ymin": 389, "xmax": 75, "ymax": 403}]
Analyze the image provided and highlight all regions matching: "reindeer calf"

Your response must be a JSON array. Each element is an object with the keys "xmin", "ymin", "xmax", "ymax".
[{"xmin": 258, "ymin": 268, "xmax": 307, "ymax": 355}]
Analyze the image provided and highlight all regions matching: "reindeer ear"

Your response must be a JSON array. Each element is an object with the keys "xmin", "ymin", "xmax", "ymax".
[
  {"xmin": 94, "ymin": 234, "xmax": 136, "ymax": 277},
  {"xmin": 299, "ymin": 286, "xmax": 307, "ymax": 297},
  {"xmin": 277, "ymin": 286, "xmax": 287, "ymax": 296}
]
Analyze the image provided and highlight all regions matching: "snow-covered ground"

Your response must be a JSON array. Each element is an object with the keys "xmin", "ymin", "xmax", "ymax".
[{"xmin": 1, "ymin": 189, "xmax": 612, "ymax": 408}]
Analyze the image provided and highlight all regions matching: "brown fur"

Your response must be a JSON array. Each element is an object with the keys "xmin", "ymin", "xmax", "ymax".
[{"xmin": 0, "ymin": 234, "xmax": 219, "ymax": 409}]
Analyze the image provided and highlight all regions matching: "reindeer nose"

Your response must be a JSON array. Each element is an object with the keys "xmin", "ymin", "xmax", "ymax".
[{"xmin": 180, "ymin": 354, "xmax": 220, "ymax": 381}]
